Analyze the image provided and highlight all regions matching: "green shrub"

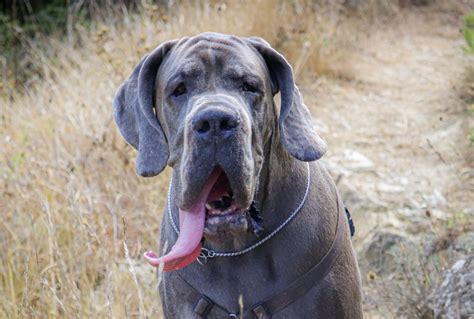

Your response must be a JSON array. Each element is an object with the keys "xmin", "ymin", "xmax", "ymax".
[{"xmin": 464, "ymin": 12, "xmax": 474, "ymax": 55}]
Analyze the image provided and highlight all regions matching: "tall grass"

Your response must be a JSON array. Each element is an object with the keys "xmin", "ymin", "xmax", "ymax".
[{"xmin": 0, "ymin": 1, "xmax": 353, "ymax": 317}]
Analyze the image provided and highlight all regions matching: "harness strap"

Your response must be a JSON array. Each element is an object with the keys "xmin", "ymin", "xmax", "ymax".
[
  {"xmin": 178, "ymin": 199, "xmax": 349, "ymax": 318},
  {"xmin": 345, "ymin": 207, "xmax": 355, "ymax": 237},
  {"xmin": 248, "ymin": 199, "xmax": 347, "ymax": 317}
]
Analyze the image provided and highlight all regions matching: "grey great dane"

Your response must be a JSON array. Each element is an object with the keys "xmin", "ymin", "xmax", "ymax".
[{"xmin": 113, "ymin": 32, "xmax": 362, "ymax": 318}]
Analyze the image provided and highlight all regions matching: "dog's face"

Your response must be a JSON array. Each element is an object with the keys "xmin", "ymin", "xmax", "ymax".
[
  {"xmin": 113, "ymin": 33, "xmax": 326, "ymax": 270},
  {"xmin": 156, "ymin": 35, "xmax": 275, "ymax": 240}
]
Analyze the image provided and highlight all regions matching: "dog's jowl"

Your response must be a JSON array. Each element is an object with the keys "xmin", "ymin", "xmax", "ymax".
[{"xmin": 113, "ymin": 32, "xmax": 362, "ymax": 318}]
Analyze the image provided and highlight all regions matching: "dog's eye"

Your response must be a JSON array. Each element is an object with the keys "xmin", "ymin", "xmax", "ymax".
[
  {"xmin": 172, "ymin": 83, "xmax": 187, "ymax": 97},
  {"xmin": 242, "ymin": 82, "xmax": 258, "ymax": 93}
]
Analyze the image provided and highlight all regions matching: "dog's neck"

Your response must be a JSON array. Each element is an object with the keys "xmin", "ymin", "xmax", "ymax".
[
  {"xmin": 203, "ymin": 139, "xmax": 309, "ymax": 253},
  {"xmin": 167, "ymin": 139, "xmax": 340, "ymax": 310}
]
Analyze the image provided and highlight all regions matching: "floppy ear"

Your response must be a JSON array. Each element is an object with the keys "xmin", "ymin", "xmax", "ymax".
[
  {"xmin": 113, "ymin": 40, "xmax": 176, "ymax": 177},
  {"xmin": 247, "ymin": 37, "xmax": 327, "ymax": 161}
]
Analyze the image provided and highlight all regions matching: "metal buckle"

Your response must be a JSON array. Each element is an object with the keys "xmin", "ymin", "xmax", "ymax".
[
  {"xmin": 252, "ymin": 304, "xmax": 270, "ymax": 319},
  {"xmin": 193, "ymin": 295, "xmax": 213, "ymax": 317},
  {"xmin": 197, "ymin": 248, "xmax": 216, "ymax": 265}
]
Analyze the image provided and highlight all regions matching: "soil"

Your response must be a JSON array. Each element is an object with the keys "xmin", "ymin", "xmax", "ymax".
[
  {"xmin": 303, "ymin": 7, "xmax": 473, "ymax": 316},
  {"xmin": 305, "ymin": 8, "xmax": 473, "ymax": 243}
]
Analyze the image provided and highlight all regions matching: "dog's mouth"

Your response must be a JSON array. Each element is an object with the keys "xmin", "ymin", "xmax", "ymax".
[
  {"xmin": 144, "ymin": 167, "xmax": 250, "ymax": 272},
  {"xmin": 204, "ymin": 168, "xmax": 248, "ymax": 238}
]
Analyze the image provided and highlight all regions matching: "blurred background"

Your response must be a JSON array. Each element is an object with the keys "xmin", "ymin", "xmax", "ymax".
[{"xmin": 0, "ymin": 0, "xmax": 473, "ymax": 317}]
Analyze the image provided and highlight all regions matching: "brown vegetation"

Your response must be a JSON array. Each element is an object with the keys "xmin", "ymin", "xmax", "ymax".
[{"xmin": 1, "ymin": 1, "xmax": 472, "ymax": 318}]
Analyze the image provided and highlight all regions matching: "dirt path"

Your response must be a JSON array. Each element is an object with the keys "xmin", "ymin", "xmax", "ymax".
[{"xmin": 304, "ymin": 8, "xmax": 473, "ymax": 248}]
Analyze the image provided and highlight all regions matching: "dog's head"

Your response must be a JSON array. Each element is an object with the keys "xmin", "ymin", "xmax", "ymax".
[{"xmin": 113, "ymin": 33, "xmax": 326, "ymax": 270}]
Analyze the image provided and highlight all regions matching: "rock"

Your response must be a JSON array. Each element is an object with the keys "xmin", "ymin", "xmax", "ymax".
[
  {"xmin": 427, "ymin": 256, "xmax": 474, "ymax": 318},
  {"xmin": 361, "ymin": 231, "xmax": 411, "ymax": 275},
  {"xmin": 376, "ymin": 182, "xmax": 404, "ymax": 194},
  {"xmin": 396, "ymin": 207, "xmax": 447, "ymax": 234},
  {"xmin": 398, "ymin": 177, "xmax": 409, "ymax": 186},
  {"xmin": 342, "ymin": 149, "xmax": 374, "ymax": 171},
  {"xmin": 424, "ymin": 189, "xmax": 447, "ymax": 208},
  {"xmin": 454, "ymin": 231, "xmax": 474, "ymax": 255},
  {"xmin": 320, "ymin": 159, "xmax": 351, "ymax": 177},
  {"xmin": 405, "ymin": 198, "xmax": 423, "ymax": 210},
  {"xmin": 337, "ymin": 178, "xmax": 364, "ymax": 210},
  {"xmin": 323, "ymin": 149, "xmax": 374, "ymax": 177},
  {"xmin": 334, "ymin": 176, "xmax": 387, "ymax": 211}
]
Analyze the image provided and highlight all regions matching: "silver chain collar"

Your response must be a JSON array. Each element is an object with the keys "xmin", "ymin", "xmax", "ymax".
[{"xmin": 167, "ymin": 162, "xmax": 311, "ymax": 265}]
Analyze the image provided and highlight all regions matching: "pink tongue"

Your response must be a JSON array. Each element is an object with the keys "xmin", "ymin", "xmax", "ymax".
[{"xmin": 144, "ymin": 170, "xmax": 221, "ymax": 271}]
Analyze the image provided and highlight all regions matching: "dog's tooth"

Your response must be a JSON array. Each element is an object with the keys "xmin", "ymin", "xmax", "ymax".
[
  {"xmin": 205, "ymin": 203, "xmax": 213, "ymax": 211},
  {"xmin": 209, "ymin": 209, "xmax": 220, "ymax": 216}
]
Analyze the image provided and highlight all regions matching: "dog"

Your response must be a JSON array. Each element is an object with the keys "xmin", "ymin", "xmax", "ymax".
[{"xmin": 113, "ymin": 32, "xmax": 362, "ymax": 318}]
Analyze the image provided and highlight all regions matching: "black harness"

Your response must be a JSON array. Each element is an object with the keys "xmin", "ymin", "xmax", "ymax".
[{"xmin": 174, "ymin": 205, "xmax": 355, "ymax": 318}]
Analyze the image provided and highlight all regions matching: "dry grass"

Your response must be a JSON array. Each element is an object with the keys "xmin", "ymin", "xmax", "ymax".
[
  {"xmin": 4, "ymin": 0, "xmax": 471, "ymax": 317},
  {"xmin": 0, "ymin": 1, "xmax": 355, "ymax": 317}
]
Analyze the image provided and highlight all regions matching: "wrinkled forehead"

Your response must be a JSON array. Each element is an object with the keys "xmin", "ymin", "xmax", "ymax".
[{"xmin": 159, "ymin": 34, "xmax": 267, "ymax": 81}]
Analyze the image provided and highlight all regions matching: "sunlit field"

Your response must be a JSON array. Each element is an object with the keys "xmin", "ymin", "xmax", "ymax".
[{"xmin": 1, "ymin": 1, "xmax": 473, "ymax": 318}]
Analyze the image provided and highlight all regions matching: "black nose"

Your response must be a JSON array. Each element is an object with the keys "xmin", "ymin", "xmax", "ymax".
[{"xmin": 192, "ymin": 108, "xmax": 240, "ymax": 141}]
